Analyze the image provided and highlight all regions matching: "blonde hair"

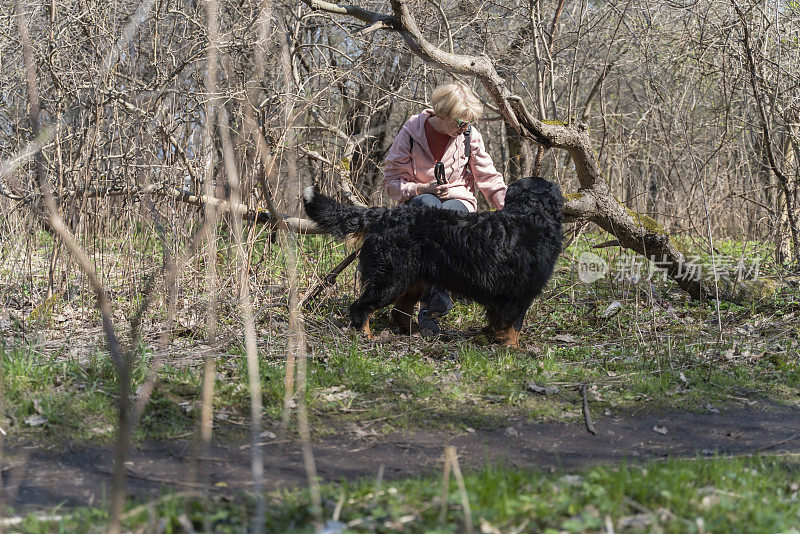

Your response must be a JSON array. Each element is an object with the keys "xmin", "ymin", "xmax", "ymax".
[{"xmin": 431, "ymin": 82, "xmax": 482, "ymax": 123}]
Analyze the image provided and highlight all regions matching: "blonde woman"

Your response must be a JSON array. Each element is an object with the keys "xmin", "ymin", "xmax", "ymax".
[{"xmin": 383, "ymin": 82, "xmax": 507, "ymax": 336}]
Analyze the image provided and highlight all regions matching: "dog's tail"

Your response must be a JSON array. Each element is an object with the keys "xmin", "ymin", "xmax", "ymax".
[{"xmin": 302, "ymin": 186, "xmax": 380, "ymax": 239}]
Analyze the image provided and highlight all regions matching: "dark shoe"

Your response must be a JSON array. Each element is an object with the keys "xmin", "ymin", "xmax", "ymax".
[
  {"xmin": 427, "ymin": 289, "xmax": 454, "ymax": 318},
  {"xmin": 418, "ymin": 309, "xmax": 440, "ymax": 338}
]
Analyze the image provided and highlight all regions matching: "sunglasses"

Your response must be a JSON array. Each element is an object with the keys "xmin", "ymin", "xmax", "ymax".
[{"xmin": 454, "ymin": 117, "xmax": 470, "ymax": 128}]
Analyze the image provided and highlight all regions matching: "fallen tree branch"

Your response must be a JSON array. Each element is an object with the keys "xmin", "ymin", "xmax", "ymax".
[
  {"xmin": 17, "ymin": 182, "xmax": 324, "ymax": 234},
  {"xmin": 581, "ymin": 384, "xmax": 598, "ymax": 435}
]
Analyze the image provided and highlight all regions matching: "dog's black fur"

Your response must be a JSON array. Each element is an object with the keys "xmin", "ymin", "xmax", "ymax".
[{"xmin": 302, "ymin": 177, "xmax": 564, "ymax": 345}]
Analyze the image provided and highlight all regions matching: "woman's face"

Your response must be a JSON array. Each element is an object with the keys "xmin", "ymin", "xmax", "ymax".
[{"xmin": 441, "ymin": 116, "xmax": 471, "ymax": 137}]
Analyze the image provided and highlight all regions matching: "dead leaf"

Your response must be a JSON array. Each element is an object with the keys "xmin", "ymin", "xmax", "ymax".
[
  {"xmin": 375, "ymin": 329, "xmax": 391, "ymax": 340},
  {"xmin": 25, "ymin": 415, "xmax": 47, "ymax": 427},
  {"xmin": 723, "ymin": 348, "xmax": 738, "ymax": 360},
  {"xmin": 552, "ymin": 333, "xmax": 577, "ymax": 344},
  {"xmin": 601, "ymin": 301, "xmax": 622, "ymax": 318},
  {"xmin": 321, "ymin": 386, "xmax": 358, "ymax": 402},
  {"xmin": 345, "ymin": 423, "xmax": 379, "ymax": 439},
  {"xmin": 527, "ymin": 382, "xmax": 559, "ymax": 395}
]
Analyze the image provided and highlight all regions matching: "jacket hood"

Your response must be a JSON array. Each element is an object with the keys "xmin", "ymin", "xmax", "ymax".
[{"xmin": 402, "ymin": 109, "xmax": 436, "ymax": 157}]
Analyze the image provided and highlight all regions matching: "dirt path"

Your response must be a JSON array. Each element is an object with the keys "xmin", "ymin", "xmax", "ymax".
[{"xmin": 4, "ymin": 403, "xmax": 800, "ymax": 511}]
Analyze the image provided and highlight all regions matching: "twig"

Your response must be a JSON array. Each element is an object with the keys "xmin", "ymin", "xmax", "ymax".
[
  {"xmin": 278, "ymin": 18, "xmax": 323, "ymax": 529},
  {"xmin": 754, "ymin": 433, "xmax": 800, "ymax": 453},
  {"xmin": 448, "ymin": 446, "xmax": 474, "ymax": 534},
  {"xmin": 193, "ymin": 0, "xmax": 221, "ymax": 510},
  {"xmin": 371, "ymin": 464, "xmax": 385, "ymax": 508},
  {"xmin": 333, "ymin": 490, "xmax": 346, "ymax": 522},
  {"xmin": 581, "ymin": 384, "xmax": 598, "ymax": 435},
  {"xmin": 439, "ymin": 445, "xmax": 453, "ymax": 523},
  {"xmin": 202, "ymin": 0, "xmax": 266, "ymax": 531},
  {"xmin": 302, "ymin": 247, "xmax": 362, "ymax": 306},
  {"xmin": 13, "ymin": 183, "xmax": 324, "ymax": 233},
  {"xmin": 444, "ymin": 445, "xmax": 474, "ymax": 534},
  {"xmin": 592, "ymin": 239, "xmax": 621, "ymax": 249},
  {"xmin": 14, "ymin": 2, "xmax": 157, "ymax": 532}
]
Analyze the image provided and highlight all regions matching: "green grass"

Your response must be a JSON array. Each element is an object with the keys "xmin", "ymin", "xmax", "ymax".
[
  {"xmin": 2, "ymin": 232, "xmax": 799, "ymax": 442},
  {"xmin": 9, "ymin": 454, "xmax": 800, "ymax": 533},
  {"xmin": 0, "ymin": 345, "xmax": 118, "ymax": 441}
]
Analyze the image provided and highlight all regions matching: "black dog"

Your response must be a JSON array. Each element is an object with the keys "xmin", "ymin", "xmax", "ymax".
[{"xmin": 302, "ymin": 177, "xmax": 563, "ymax": 346}]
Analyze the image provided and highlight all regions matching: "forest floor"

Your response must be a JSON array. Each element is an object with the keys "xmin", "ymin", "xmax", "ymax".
[{"xmin": 1, "ymin": 236, "xmax": 800, "ymax": 530}]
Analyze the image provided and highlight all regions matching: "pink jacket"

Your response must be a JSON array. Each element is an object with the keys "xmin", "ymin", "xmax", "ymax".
[{"xmin": 383, "ymin": 109, "xmax": 507, "ymax": 212}]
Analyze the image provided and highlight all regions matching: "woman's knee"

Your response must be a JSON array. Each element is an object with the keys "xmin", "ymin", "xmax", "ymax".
[
  {"xmin": 441, "ymin": 199, "xmax": 468, "ymax": 212},
  {"xmin": 408, "ymin": 194, "xmax": 442, "ymax": 209}
]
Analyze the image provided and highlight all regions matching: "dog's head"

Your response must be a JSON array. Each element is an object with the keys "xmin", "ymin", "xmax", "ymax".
[{"xmin": 503, "ymin": 177, "xmax": 564, "ymax": 219}]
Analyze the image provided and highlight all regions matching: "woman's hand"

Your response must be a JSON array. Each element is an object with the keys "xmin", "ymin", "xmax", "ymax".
[
  {"xmin": 417, "ymin": 181, "xmax": 438, "ymax": 196},
  {"xmin": 435, "ymin": 184, "xmax": 450, "ymax": 199},
  {"xmin": 417, "ymin": 182, "xmax": 451, "ymax": 198}
]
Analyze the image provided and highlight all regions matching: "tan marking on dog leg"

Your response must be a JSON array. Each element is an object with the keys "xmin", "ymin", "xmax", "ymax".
[
  {"xmin": 496, "ymin": 325, "xmax": 520, "ymax": 347},
  {"xmin": 359, "ymin": 315, "xmax": 373, "ymax": 340}
]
